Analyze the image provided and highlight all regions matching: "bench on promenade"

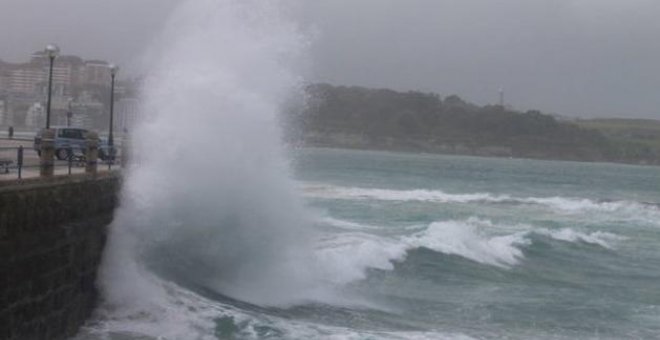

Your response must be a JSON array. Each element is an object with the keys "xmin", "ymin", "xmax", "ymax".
[{"xmin": 0, "ymin": 158, "xmax": 13, "ymax": 173}]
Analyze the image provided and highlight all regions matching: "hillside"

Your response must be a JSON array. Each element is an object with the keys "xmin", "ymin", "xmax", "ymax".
[
  {"xmin": 577, "ymin": 118, "xmax": 660, "ymax": 146},
  {"xmin": 290, "ymin": 84, "xmax": 660, "ymax": 165}
]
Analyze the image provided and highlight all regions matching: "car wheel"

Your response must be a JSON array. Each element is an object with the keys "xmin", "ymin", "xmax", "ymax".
[{"xmin": 56, "ymin": 148, "xmax": 71, "ymax": 160}]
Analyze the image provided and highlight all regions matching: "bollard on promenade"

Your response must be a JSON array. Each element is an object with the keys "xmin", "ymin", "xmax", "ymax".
[
  {"xmin": 85, "ymin": 131, "xmax": 99, "ymax": 175},
  {"xmin": 39, "ymin": 128, "xmax": 55, "ymax": 177}
]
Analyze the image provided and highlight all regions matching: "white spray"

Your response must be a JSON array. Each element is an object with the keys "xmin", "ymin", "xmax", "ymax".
[{"xmin": 99, "ymin": 0, "xmax": 317, "ymax": 310}]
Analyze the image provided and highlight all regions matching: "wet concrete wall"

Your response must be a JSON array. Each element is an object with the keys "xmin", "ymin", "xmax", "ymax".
[{"xmin": 0, "ymin": 173, "xmax": 120, "ymax": 339}]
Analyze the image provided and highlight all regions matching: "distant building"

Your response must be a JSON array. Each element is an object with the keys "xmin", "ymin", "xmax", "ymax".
[
  {"xmin": 117, "ymin": 98, "xmax": 140, "ymax": 132},
  {"xmin": 83, "ymin": 60, "xmax": 111, "ymax": 86},
  {"xmin": 70, "ymin": 90, "xmax": 104, "ymax": 129},
  {"xmin": 29, "ymin": 52, "xmax": 86, "ymax": 96},
  {"xmin": 0, "ymin": 51, "xmax": 138, "ymax": 129},
  {"xmin": 0, "ymin": 52, "xmax": 114, "ymax": 96},
  {"xmin": 8, "ymin": 66, "xmax": 44, "ymax": 94}
]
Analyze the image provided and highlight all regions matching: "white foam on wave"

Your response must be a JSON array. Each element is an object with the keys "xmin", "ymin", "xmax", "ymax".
[
  {"xmin": 403, "ymin": 221, "xmax": 530, "ymax": 268},
  {"xmin": 315, "ymin": 232, "xmax": 409, "ymax": 285},
  {"xmin": 524, "ymin": 196, "xmax": 625, "ymax": 212},
  {"xmin": 314, "ymin": 216, "xmax": 531, "ymax": 284},
  {"xmin": 313, "ymin": 219, "xmax": 529, "ymax": 288},
  {"xmin": 99, "ymin": 0, "xmax": 326, "ymax": 313},
  {"xmin": 320, "ymin": 216, "xmax": 427, "ymax": 233},
  {"xmin": 282, "ymin": 326, "xmax": 477, "ymax": 340},
  {"xmin": 80, "ymin": 271, "xmax": 474, "ymax": 340},
  {"xmin": 313, "ymin": 216, "xmax": 627, "ymax": 286},
  {"xmin": 305, "ymin": 183, "xmax": 504, "ymax": 203},
  {"xmin": 320, "ymin": 216, "xmax": 384, "ymax": 231},
  {"xmin": 303, "ymin": 183, "xmax": 660, "ymax": 218},
  {"xmin": 79, "ymin": 273, "xmax": 224, "ymax": 339},
  {"xmin": 535, "ymin": 228, "xmax": 626, "ymax": 249}
]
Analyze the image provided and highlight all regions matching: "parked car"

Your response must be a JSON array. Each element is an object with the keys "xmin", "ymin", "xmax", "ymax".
[
  {"xmin": 33, "ymin": 127, "xmax": 117, "ymax": 161},
  {"xmin": 98, "ymin": 137, "xmax": 116, "ymax": 161}
]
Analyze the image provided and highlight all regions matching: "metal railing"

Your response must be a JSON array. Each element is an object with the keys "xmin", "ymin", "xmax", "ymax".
[{"xmin": 0, "ymin": 144, "xmax": 123, "ymax": 180}]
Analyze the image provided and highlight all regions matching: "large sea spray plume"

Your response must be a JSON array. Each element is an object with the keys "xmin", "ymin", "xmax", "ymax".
[{"xmin": 99, "ymin": 0, "xmax": 317, "ymax": 312}]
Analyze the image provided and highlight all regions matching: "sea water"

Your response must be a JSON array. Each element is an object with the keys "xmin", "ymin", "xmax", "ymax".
[
  {"xmin": 74, "ymin": 0, "xmax": 660, "ymax": 338},
  {"xmin": 77, "ymin": 146, "xmax": 660, "ymax": 339}
]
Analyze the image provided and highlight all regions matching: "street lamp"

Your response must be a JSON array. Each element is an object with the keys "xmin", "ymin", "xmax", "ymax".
[
  {"xmin": 66, "ymin": 99, "xmax": 73, "ymax": 127},
  {"xmin": 45, "ymin": 44, "xmax": 59, "ymax": 129},
  {"xmin": 108, "ymin": 64, "xmax": 118, "ymax": 148}
]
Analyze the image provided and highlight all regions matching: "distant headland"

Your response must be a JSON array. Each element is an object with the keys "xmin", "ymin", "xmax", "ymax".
[{"xmin": 289, "ymin": 83, "xmax": 660, "ymax": 166}]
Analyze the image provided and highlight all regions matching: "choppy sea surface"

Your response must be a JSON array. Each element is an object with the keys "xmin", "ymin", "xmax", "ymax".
[{"xmin": 77, "ymin": 148, "xmax": 660, "ymax": 339}]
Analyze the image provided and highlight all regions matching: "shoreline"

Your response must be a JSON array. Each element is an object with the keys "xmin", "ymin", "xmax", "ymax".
[{"xmin": 294, "ymin": 141, "xmax": 660, "ymax": 168}]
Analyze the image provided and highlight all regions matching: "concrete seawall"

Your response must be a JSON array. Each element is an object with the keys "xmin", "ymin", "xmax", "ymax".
[{"xmin": 0, "ymin": 173, "xmax": 121, "ymax": 339}]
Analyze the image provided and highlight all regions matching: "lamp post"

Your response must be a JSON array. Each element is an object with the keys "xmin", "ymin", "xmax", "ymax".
[
  {"xmin": 108, "ymin": 64, "xmax": 118, "ymax": 148},
  {"xmin": 66, "ymin": 99, "xmax": 73, "ymax": 127},
  {"xmin": 45, "ymin": 44, "xmax": 59, "ymax": 129}
]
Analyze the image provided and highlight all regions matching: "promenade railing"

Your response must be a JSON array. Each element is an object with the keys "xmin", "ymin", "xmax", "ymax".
[{"xmin": 0, "ymin": 144, "xmax": 123, "ymax": 181}]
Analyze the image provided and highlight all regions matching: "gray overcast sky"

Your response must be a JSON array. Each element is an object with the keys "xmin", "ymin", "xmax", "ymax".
[{"xmin": 1, "ymin": 0, "xmax": 659, "ymax": 118}]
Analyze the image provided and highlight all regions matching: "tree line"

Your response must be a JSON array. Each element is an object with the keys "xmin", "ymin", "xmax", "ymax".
[{"xmin": 289, "ymin": 83, "xmax": 659, "ymax": 165}]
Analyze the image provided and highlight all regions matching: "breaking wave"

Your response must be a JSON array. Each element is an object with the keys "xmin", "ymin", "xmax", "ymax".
[
  {"xmin": 316, "ymin": 217, "xmax": 626, "ymax": 276},
  {"xmin": 82, "ymin": 273, "xmax": 475, "ymax": 340},
  {"xmin": 303, "ymin": 183, "xmax": 660, "ymax": 217},
  {"xmin": 98, "ymin": 0, "xmax": 321, "ymax": 313}
]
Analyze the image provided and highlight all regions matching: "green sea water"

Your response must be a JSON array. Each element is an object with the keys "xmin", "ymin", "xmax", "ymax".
[
  {"xmin": 78, "ymin": 147, "xmax": 660, "ymax": 339},
  {"xmin": 292, "ymin": 147, "xmax": 660, "ymax": 339}
]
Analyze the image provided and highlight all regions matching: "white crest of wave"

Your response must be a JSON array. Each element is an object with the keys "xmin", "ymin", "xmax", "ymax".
[
  {"xmin": 314, "ymin": 216, "xmax": 626, "ymax": 283},
  {"xmin": 535, "ymin": 228, "xmax": 626, "ymax": 249},
  {"xmin": 402, "ymin": 221, "xmax": 529, "ymax": 268},
  {"xmin": 315, "ymin": 232, "xmax": 408, "ymax": 285},
  {"xmin": 314, "ymin": 218, "xmax": 529, "ymax": 286},
  {"xmin": 304, "ymin": 183, "xmax": 503, "ymax": 203},
  {"xmin": 319, "ymin": 216, "xmax": 384, "ymax": 231},
  {"xmin": 99, "ymin": 0, "xmax": 320, "ymax": 310},
  {"xmin": 304, "ymin": 183, "xmax": 660, "ymax": 220}
]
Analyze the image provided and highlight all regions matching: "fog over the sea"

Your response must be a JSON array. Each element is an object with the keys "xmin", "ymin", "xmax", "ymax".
[{"xmin": 1, "ymin": 0, "xmax": 659, "ymax": 118}]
